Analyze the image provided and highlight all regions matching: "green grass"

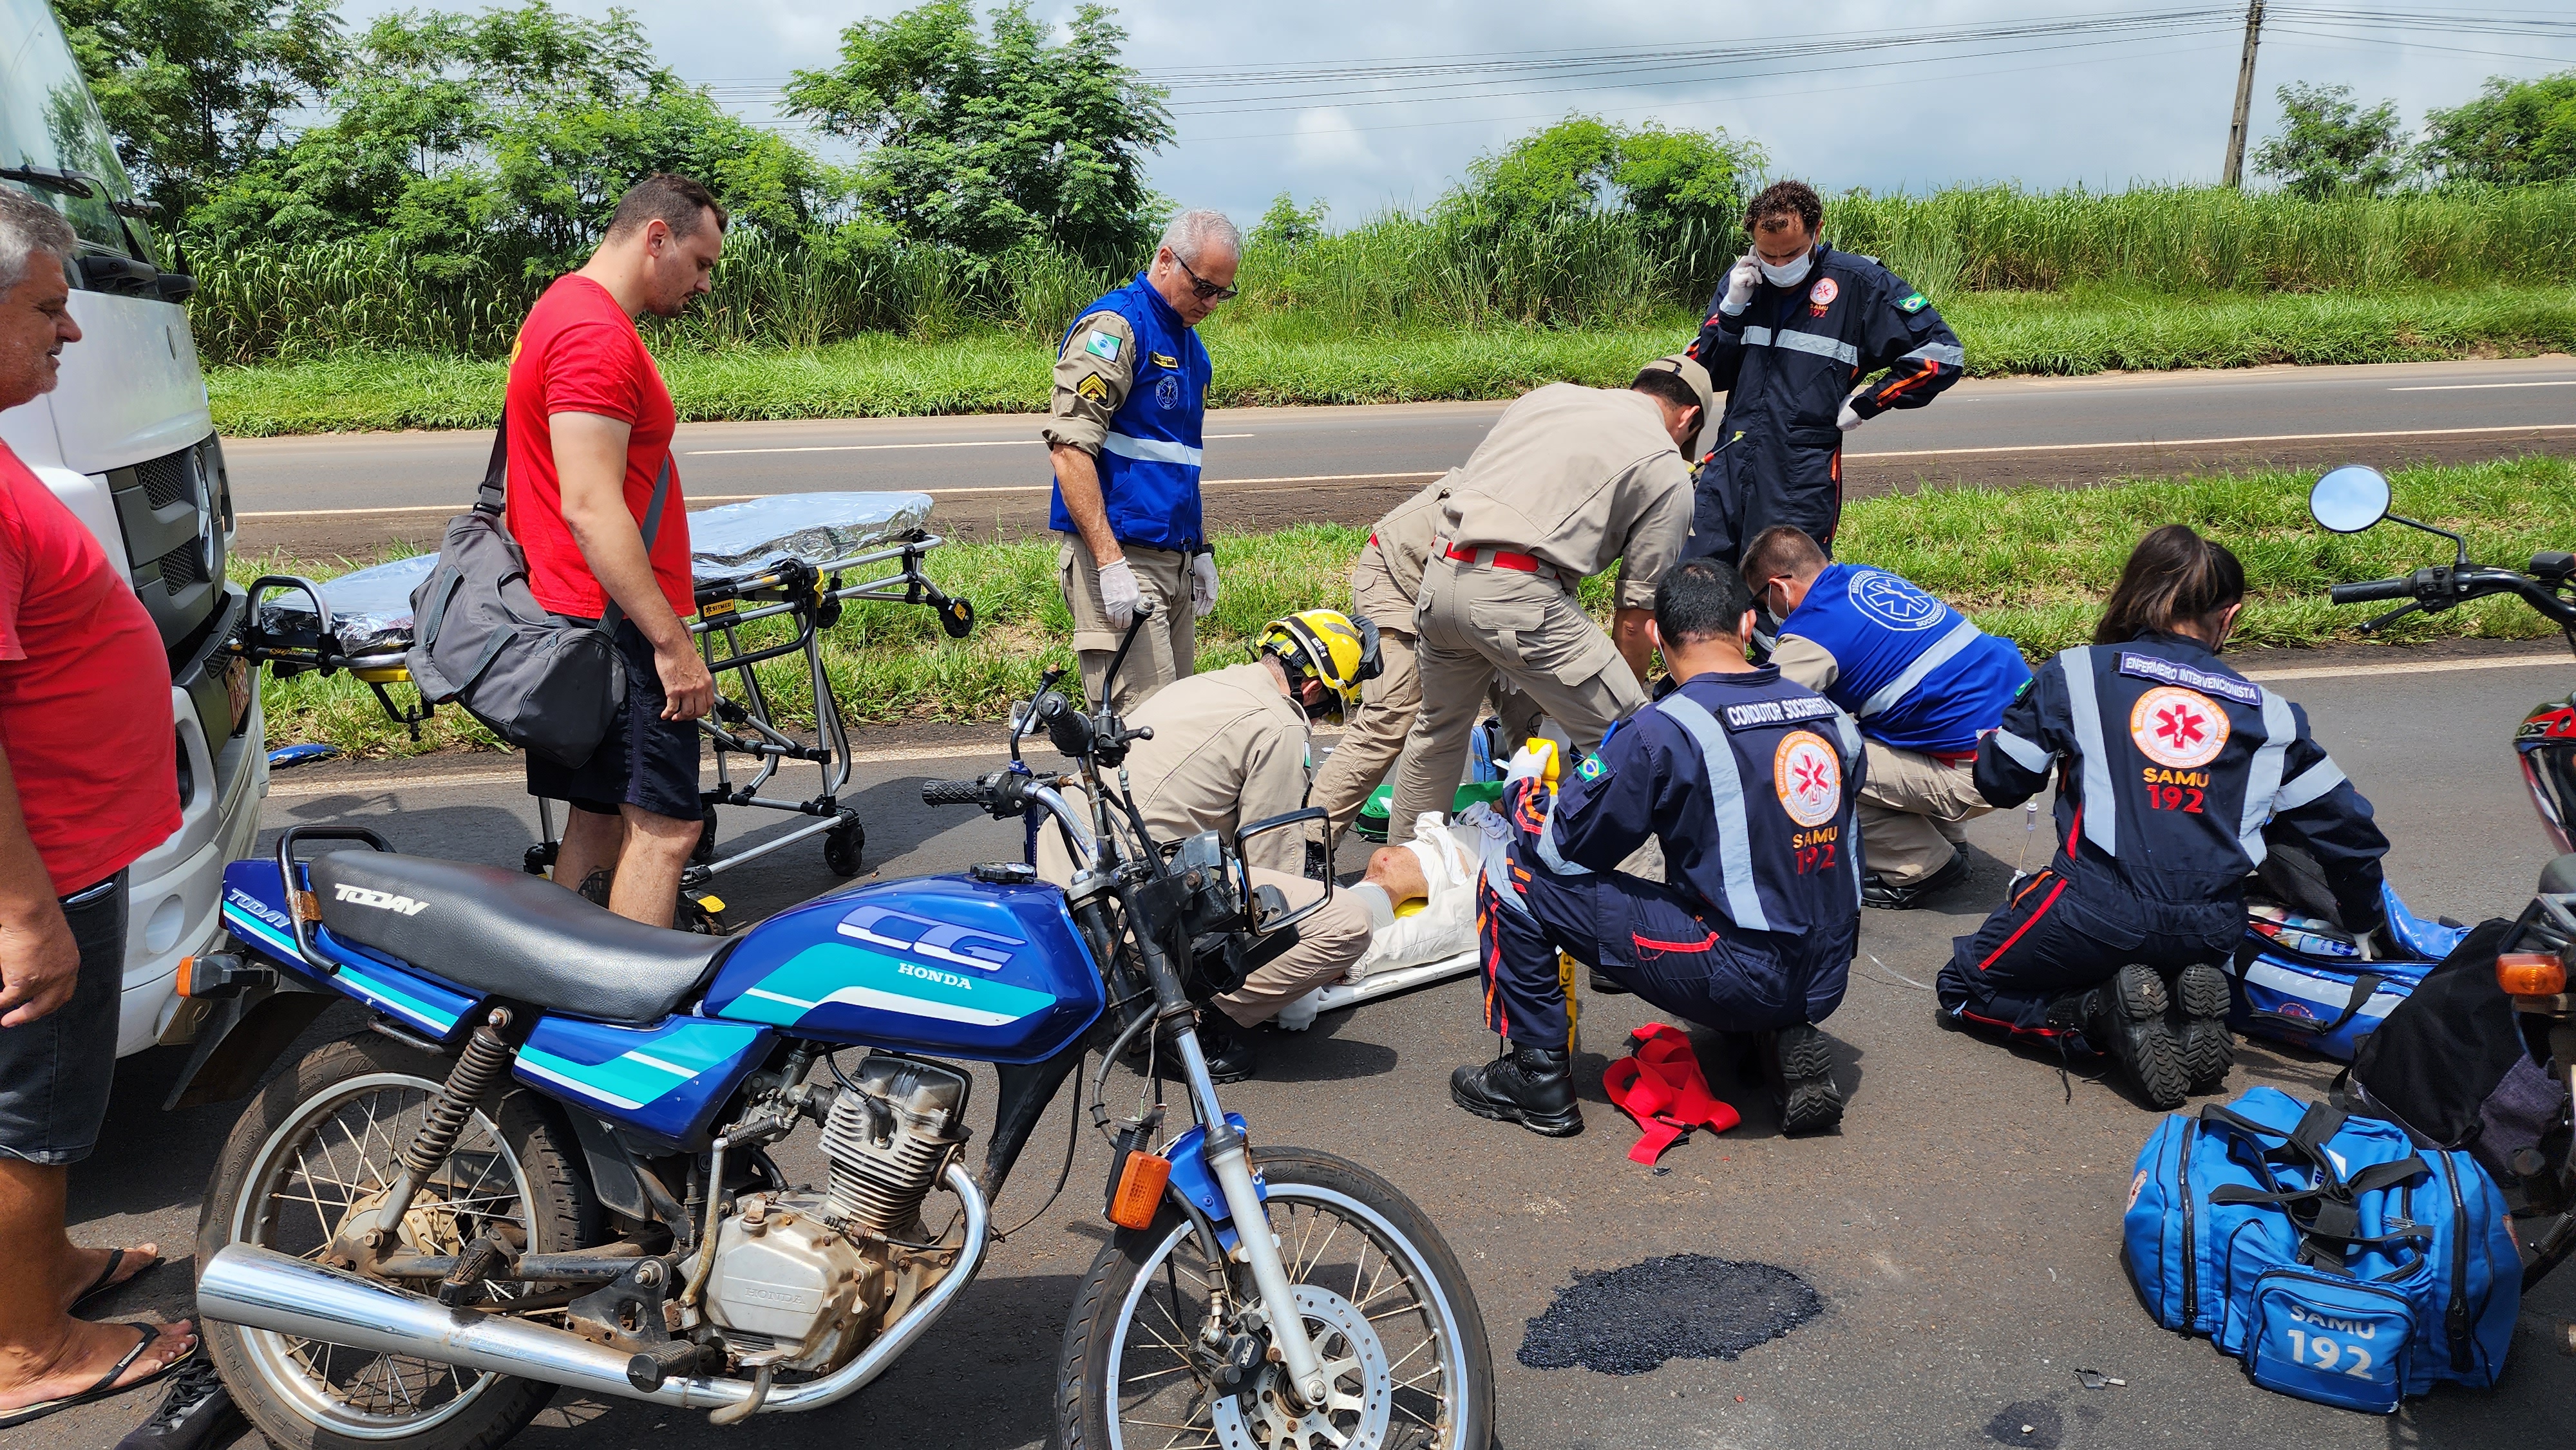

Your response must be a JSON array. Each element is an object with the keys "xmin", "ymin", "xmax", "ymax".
[
  {"xmin": 237, "ymin": 453, "xmax": 2576, "ymax": 757},
  {"xmin": 208, "ymin": 283, "xmax": 2576, "ymax": 436}
]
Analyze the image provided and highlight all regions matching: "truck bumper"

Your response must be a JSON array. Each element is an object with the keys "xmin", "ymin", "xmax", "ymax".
[{"xmin": 118, "ymin": 680, "xmax": 267, "ymax": 1056}]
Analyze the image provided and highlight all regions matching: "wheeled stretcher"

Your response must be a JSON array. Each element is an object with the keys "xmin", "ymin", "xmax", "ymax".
[{"xmin": 240, "ymin": 493, "xmax": 974, "ymax": 914}]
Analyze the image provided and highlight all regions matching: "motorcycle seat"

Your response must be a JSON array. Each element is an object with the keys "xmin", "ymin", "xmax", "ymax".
[{"xmin": 306, "ymin": 852, "xmax": 729, "ymax": 1025}]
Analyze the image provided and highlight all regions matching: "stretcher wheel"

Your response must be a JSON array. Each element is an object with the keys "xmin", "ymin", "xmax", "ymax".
[
  {"xmin": 940, "ymin": 596, "xmax": 976, "ymax": 640},
  {"xmin": 824, "ymin": 819, "xmax": 866, "ymax": 877}
]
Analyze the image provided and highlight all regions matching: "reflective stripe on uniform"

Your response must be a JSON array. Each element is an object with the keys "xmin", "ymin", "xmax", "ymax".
[
  {"xmin": 1533, "ymin": 792, "xmax": 1592, "ymax": 877},
  {"xmin": 2238, "ymin": 688, "xmax": 2298, "ymax": 865},
  {"xmin": 1657, "ymin": 695, "xmax": 1774, "ymax": 933},
  {"xmin": 1855, "ymin": 618, "xmax": 1984, "ymax": 719},
  {"xmin": 1742, "ymin": 326, "xmax": 1773, "ymax": 347},
  {"xmin": 1895, "ymin": 342, "xmax": 1966, "ymax": 367},
  {"xmin": 1991, "ymin": 727, "xmax": 2050, "ymax": 774},
  {"xmin": 2061, "ymin": 647, "xmax": 2118, "ymax": 857},
  {"xmin": 1737, "ymin": 325, "xmax": 1865, "ymax": 369},
  {"xmin": 2273, "ymin": 757, "xmax": 2347, "ymax": 813},
  {"xmin": 1833, "ymin": 708, "xmax": 1866, "ymax": 905},
  {"xmin": 1102, "ymin": 432, "xmax": 1204, "ymax": 467}
]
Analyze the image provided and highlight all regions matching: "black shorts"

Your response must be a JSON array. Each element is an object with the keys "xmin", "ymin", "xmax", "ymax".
[
  {"xmin": 526, "ymin": 621, "xmax": 703, "ymax": 822},
  {"xmin": 0, "ymin": 872, "xmax": 126, "ymax": 1165}
]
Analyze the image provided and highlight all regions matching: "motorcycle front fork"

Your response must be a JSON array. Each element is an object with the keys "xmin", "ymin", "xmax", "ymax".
[{"xmin": 1164, "ymin": 1025, "xmax": 1334, "ymax": 1409}]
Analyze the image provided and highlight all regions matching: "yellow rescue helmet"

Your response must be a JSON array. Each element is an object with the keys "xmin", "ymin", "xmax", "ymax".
[{"xmin": 1256, "ymin": 609, "xmax": 1381, "ymax": 723}]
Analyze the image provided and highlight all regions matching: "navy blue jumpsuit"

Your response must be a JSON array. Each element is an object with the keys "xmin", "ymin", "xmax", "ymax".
[
  {"xmin": 1475, "ymin": 668, "xmax": 1865, "ymax": 1050},
  {"xmin": 1937, "ymin": 632, "xmax": 2390, "ymax": 1035},
  {"xmin": 1683, "ymin": 245, "xmax": 1963, "ymax": 565}
]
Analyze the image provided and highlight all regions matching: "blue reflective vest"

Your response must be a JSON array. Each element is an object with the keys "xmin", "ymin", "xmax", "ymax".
[
  {"xmin": 1777, "ymin": 561, "xmax": 2031, "ymax": 755},
  {"xmin": 1046, "ymin": 273, "xmax": 1210, "ymax": 553}
]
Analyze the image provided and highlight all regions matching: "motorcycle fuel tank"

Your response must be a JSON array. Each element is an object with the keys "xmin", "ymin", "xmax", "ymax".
[{"xmin": 703, "ymin": 876, "xmax": 1103, "ymax": 1063}]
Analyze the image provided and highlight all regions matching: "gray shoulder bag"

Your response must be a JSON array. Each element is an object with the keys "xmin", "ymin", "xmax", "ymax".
[{"xmin": 404, "ymin": 418, "xmax": 674, "ymax": 769}]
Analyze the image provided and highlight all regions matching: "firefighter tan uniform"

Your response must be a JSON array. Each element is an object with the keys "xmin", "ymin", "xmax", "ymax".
[
  {"xmin": 1035, "ymin": 661, "xmax": 1373, "ymax": 1030},
  {"xmin": 1045, "ymin": 285, "xmax": 1208, "ymax": 715},
  {"xmin": 1311, "ymin": 479, "xmax": 1542, "ymax": 835},
  {"xmin": 1387, "ymin": 384, "xmax": 1696, "ymax": 830}
]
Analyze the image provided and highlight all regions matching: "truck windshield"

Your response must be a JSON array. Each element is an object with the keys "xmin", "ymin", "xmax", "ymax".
[{"xmin": 0, "ymin": 0, "xmax": 149, "ymax": 261}]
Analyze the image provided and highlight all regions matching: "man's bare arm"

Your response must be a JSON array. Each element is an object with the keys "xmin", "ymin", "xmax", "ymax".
[
  {"xmin": 0, "ymin": 740, "xmax": 78, "ymax": 1028},
  {"xmin": 553, "ymin": 411, "xmax": 713, "ymax": 720},
  {"xmin": 1613, "ymin": 606, "xmax": 1655, "ymax": 687},
  {"xmin": 1050, "ymin": 444, "xmax": 1122, "ymax": 564}
]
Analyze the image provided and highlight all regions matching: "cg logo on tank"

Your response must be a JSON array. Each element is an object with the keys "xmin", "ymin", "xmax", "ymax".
[
  {"xmin": 2130, "ymin": 686, "xmax": 2230, "ymax": 769},
  {"xmin": 1774, "ymin": 730, "xmax": 1844, "ymax": 827},
  {"xmin": 1847, "ymin": 570, "xmax": 1943, "ymax": 632}
]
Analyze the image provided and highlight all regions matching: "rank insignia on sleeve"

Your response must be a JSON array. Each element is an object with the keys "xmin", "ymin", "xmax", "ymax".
[
  {"xmin": 1075, "ymin": 373, "xmax": 1110, "ymax": 403},
  {"xmin": 1898, "ymin": 292, "xmax": 1929, "ymax": 313},
  {"xmin": 1083, "ymin": 330, "xmax": 1122, "ymax": 360}
]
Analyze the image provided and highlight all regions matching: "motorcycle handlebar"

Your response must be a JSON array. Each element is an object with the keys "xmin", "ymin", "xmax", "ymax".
[
  {"xmin": 2329, "ymin": 578, "xmax": 2416, "ymax": 605},
  {"xmin": 921, "ymin": 778, "xmax": 987, "ymax": 807}
]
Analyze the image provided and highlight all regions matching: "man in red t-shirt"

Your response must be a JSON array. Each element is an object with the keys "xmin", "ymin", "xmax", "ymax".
[
  {"xmin": 0, "ymin": 191, "xmax": 196, "ymax": 1424},
  {"xmin": 507, "ymin": 174, "xmax": 723, "ymax": 927}
]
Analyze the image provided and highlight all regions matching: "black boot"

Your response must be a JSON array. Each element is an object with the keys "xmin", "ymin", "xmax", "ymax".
[
  {"xmin": 2169, "ymin": 961, "xmax": 2235, "ymax": 1094},
  {"xmin": 2088, "ymin": 963, "xmax": 2187, "ymax": 1109},
  {"xmin": 1861, "ymin": 846, "xmax": 1971, "ymax": 910},
  {"xmin": 1765, "ymin": 1023, "xmax": 1845, "ymax": 1133},
  {"xmin": 1196, "ymin": 1016, "xmax": 1258, "ymax": 1084},
  {"xmin": 1589, "ymin": 968, "xmax": 1632, "ymax": 996},
  {"xmin": 1451, "ymin": 1045, "xmax": 1582, "ymax": 1136}
]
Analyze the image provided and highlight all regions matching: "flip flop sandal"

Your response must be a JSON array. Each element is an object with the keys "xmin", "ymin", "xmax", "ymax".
[
  {"xmin": 70, "ymin": 1248, "xmax": 163, "ymax": 1315},
  {"xmin": 0, "ymin": 1322, "xmax": 185, "ymax": 1429}
]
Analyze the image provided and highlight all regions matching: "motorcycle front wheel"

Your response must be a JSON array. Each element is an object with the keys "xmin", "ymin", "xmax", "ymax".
[{"xmin": 1054, "ymin": 1145, "xmax": 1493, "ymax": 1450}]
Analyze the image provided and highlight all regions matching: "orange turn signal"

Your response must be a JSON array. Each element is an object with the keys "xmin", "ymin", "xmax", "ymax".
[
  {"xmin": 175, "ymin": 956, "xmax": 197, "ymax": 999},
  {"xmin": 2497, "ymin": 952, "xmax": 2568, "ymax": 997},
  {"xmin": 1106, "ymin": 1151, "xmax": 1172, "ymax": 1230}
]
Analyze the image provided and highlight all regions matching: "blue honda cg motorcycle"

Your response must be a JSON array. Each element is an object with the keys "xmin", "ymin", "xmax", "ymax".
[{"xmin": 179, "ymin": 602, "xmax": 1493, "ymax": 1450}]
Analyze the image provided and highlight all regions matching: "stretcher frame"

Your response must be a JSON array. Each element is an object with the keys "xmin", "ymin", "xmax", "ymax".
[{"xmin": 239, "ymin": 529, "xmax": 975, "ymax": 916}]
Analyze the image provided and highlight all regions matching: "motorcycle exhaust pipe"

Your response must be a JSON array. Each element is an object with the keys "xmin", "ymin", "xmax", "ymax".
[{"xmin": 197, "ymin": 1161, "xmax": 989, "ymax": 1416}]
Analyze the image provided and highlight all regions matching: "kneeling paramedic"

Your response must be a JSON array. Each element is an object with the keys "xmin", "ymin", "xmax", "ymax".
[
  {"xmin": 1742, "ymin": 525, "xmax": 2030, "ymax": 909},
  {"xmin": 1936, "ymin": 525, "xmax": 2391, "ymax": 1109},
  {"xmin": 1037, "ymin": 611, "xmax": 1388, "ymax": 1082},
  {"xmin": 1451, "ymin": 559, "xmax": 1864, "ymax": 1138}
]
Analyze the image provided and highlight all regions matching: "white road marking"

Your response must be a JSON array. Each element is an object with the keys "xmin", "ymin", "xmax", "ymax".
[
  {"xmin": 1855, "ymin": 421, "xmax": 2576, "ymax": 460},
  {"xmin": 2386, "ymin": 381, "xmax": 2576, "ymax": 392},
  {"xmin": 239, "ymin": 494, "xmax": 770, "ymax": 519},
  {"xmin": 688, "ymin": 433, "xmax": 1256, "ymax": 457},
  {"xmin": 2240, "ymin": 654, "xmax": 2564, "ymax": 684}
]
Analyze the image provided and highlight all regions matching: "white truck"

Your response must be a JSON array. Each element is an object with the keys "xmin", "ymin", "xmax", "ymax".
[{"xmin": 1, "ymin": 0, "xmax": 267, "ymax": 1055}]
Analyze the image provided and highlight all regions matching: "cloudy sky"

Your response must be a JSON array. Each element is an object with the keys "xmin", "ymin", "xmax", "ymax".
[{"xmin": 346, "ymin": 0, "xmax": 2576, "ymax": 223}]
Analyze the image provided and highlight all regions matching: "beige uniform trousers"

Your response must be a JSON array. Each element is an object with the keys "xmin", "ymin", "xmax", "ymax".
[
  {"xmin": 1212, "ymin": 867, "xmax": 1375, "ymax": 1028},
  {"xmin": 1057, "ymin": 532, "xmax": 1196, "ymax": 715},
  {"xmin": 1857, "ymin": 740, "xmax": 1993, "ymax": 884},
  {"xmin": 1389, "ymin": 556, "xmax": 1646, "ymax": 829}
]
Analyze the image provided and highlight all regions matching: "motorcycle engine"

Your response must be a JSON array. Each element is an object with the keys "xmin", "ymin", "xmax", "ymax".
[{"xmin": 693, "ymin": 1056, "xmax": 969, "ymax": 1374}]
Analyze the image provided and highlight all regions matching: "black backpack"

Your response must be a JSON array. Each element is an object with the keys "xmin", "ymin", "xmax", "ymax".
[{"xmin": 404, "ymin": 420, "xmax": 671, "ymax": 769}]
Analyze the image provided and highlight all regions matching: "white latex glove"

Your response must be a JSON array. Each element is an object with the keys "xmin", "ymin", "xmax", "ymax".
[
  {"xmin": 1189, "ymin": 551, "xmax": 1218, "ymax": 614},
  {"xmin": 1097, "ymin": 558, "xmax": 1140, "ymax": 630},
  {"xmin": 1723, "ymin": 253, "xmax": 1761, "ymax": 310},
  {"xmin": 1837, "ymin": 399, "xmax": 1866, "ymax": 431},
  {"xmin": 1502, "ymin": 740, "xmax": 1557, "ymax": 791}
]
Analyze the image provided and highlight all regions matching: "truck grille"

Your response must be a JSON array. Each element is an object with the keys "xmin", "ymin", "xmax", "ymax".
[
  {"xmin": 135, "ymin": 451, "xmax": 196, "ymax": 511},
  {"xmin": 154, "ymin": 539, "xmax": 211, "ymax": 592}
]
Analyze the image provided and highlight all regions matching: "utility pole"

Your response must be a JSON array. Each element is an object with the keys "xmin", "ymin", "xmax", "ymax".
[{"xmin": 2222, "ymin": 0, "xmax": 2266, "ymax": 187}]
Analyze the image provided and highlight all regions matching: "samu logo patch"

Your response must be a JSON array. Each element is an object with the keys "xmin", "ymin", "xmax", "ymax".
[
  {"xmin": 2131, "ymin": 686, "xmax": 2229, "ymax": 769},
  {"xmin": 1774, "ymin": 730, "xmax": 1843, "ymax": 828},
  {"xmin": 1155, "ymin": 374, "xmax": 1182, "ymax": 410}
]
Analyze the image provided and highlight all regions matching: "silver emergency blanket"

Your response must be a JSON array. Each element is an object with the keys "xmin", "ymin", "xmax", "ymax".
[{"xmin": 256, "ymin": 492, "xmax": 938, "ymax": 657}]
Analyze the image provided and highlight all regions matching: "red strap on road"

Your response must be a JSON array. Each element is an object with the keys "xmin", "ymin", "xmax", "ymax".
[{"xmin": 1601, "ymin": 1022, "xmax": 1741, "ymax": 1165}]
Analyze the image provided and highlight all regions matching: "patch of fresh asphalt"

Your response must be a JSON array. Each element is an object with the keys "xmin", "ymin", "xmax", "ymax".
[
  {"xmin": 31, "ymin": 648, "xmax": 2576, "ymax": 1450},
  {"xmin": 226, "ymin": 356, "xmax": 2576, "ymax": 556}
]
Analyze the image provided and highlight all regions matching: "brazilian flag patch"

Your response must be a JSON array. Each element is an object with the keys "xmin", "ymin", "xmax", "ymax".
[
  {"xmin": 1576, "ymin": 754, "xmax": 1606, "ymax": 782},
  {"xmin": 1897, "ymin": 292, "xmax": 1929, "ymax": 313}
]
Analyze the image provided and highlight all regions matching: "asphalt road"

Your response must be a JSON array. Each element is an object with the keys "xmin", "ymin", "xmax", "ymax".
[
  {"xmin": 225, "ymin": 357, "xmax": 2576, "ymax": 555},
  {"xmin": 30, "ymin": 642, "xmax": 2576, "ymax": 1450}
]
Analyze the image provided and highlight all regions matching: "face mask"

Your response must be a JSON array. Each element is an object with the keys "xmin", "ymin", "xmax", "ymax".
[{"xmin": 1757, "ymin": 250, "xmax": 1813, "ymax": 288}]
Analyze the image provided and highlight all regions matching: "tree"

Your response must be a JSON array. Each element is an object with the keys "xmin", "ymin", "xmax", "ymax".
[
  {"xmin": 2421, "ymin": 70, "xmax": 2576, "ymax": 187},
  {"xmin": 2252, "ymin": 82, "xmax": 2411, "ymax": 199},
  {"xmin": 1250, "ymin": 192, "xmax": 1327, "ymax": 251},
  {"xmin": 52, "ymin": 0, "xmax": 348, "ymax": 218},
  {"xmin": 783, "ymin": 1, "xmax": 1171, "ymax": 261},
  {"xmin": 191, "ymin": 3, "xmax": 828, "ymax": 277},
  {"xmin": 1455, "ymin": 115, "xmax": 1763, "ymax": 241}
]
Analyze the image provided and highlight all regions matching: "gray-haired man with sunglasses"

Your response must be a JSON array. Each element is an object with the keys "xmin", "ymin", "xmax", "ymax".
[{"xmin": 1045, "ymin": 209, "xmax": 1240, "ymax": 713}]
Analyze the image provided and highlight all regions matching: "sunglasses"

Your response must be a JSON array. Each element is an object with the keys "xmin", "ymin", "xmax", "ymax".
[{"xmin": 1172, "ymin": 252, "xmax": 1239, "ymax": 303}]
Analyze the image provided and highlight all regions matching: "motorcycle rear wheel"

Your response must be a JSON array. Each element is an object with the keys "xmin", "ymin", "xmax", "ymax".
[
  {"xmin": 196, "ymin": 1032, "xmax": 596, "ymax": 1450},
  {"xmin": 1054, "ymin": 1145, "xmax": 1493, "ymax": 1450}
]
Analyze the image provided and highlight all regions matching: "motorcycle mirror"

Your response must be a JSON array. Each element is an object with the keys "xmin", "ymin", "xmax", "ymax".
[{"xmin": 2310, "ymin": 465, "xmax": 2392, "ymax": 534}]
